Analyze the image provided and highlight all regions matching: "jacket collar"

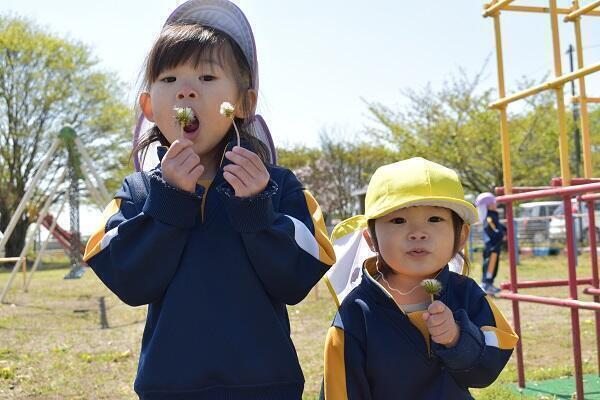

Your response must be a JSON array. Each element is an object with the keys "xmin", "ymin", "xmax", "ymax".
[{"xmin": 361, "ymin": 257, "xmax": 452, "ymax": 310}]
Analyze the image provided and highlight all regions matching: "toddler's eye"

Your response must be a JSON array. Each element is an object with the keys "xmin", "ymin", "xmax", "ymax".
[
  {"xmin": 391, "ymin": 217, "xmax": 406, "ymax": 224},
  {"xmin": 200, "ymin": 75, "xmax": 215, "ymax": 81},
  {"xmin": 429, "ymin": 216, "xmax": 444, "ymax": 222},
  {"xmin": 160, "ymin": 76, "xmax": 176, "ymax": 83}
]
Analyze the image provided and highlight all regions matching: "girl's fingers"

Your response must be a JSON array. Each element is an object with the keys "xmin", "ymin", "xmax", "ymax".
[
  {"xmin": 177, "ymin": 148, "xmax": 199, "ymax": 168},
  {"xmin": 189, "ymin": 163, "xmax": 205, "ymax": 180},
  {"xmin": 431, "ymin": 332, "xmax": 452, "ymax": 345},
  {"xmin": 427, "ymin": 301, "xmax": 446, "ymax": 314},
  {"xmin": 232, "ymin": 146, "xmax": 265, "ymax": 170},
  {"xmin": 433, "ymin": 326, "xmax": 458, "ymax": 345},
  {"xmin": 426, "ymin": 313, "xmax": 449, "ymax": 329},
  {"xmin": 223, "ymin": 164, "xmax": 253, "ymax": 186},
  {"xmin": 181, "ymin": 153, "xmax": 201, "ymax": 174},
  {"xmin": 223, "ymin": 171, "xmax": 246, "ymax": 194},
  {"xmin": 225, "ymin": 147, "xmax": 264, "ymax": 175},
  {"xmin": 225, "ymin": 151, "xmax": 259, "ymax": 176},
  {"xmin": 164, "ymin": 138, "xmax": 193, "ymax": 160}
]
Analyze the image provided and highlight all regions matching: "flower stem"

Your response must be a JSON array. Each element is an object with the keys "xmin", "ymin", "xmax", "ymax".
[{"xmin": 232, "ymin": 120, "xmax": 241, "ymax": 147}]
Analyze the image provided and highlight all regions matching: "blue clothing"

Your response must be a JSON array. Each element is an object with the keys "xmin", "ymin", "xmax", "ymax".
[
  {"xmin": 483, "ymin": 209, "xmax": 505, "ymax": 254},
  {"xmin": 321, "ymin": 262, "xmax": 518, "ymax": 400},
  {"xmin": 481, "ymin": 209, "xmax": 506, "ymax": 285},
  {"xmin": 84, "ymin": 142, "xmax": 335, "ymax": 399}
]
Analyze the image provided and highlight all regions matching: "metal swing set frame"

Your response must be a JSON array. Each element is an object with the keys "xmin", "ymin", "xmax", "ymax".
[{"xmin": 0, "ymin": 127, "xmax": 110, "ymax": 303}]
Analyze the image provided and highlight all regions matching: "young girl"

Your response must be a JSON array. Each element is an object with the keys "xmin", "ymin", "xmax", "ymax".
[
  {"xmin": 83, "ymin": 1, "xmax": 335, "ymax": 398},
  {"xmin": 321, "ymin": 157, "xmax": 518, "ymax": 399}
]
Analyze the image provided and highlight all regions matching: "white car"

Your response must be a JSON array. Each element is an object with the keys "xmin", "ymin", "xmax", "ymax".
[
  {"xmin": 549, "ymin": 200, "xmax": 600, "ymax": 244},
  {"xmin": 517, "ymin": 201, "xmax": 561, "ymax": 245}
]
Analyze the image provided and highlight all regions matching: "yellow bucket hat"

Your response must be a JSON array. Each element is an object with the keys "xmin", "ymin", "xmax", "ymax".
[
  {"xmin": 325, "ymin": 158, "xmax": 477, "ymax": 306},
  {"xmin": 332, "ymin": 157, "xmax": 477, "ymax": 240}
]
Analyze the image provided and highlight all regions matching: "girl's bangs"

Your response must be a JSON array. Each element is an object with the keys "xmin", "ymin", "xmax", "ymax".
[{"xmin": 147, "ymin": 26, "xmax": 235, "ymax": 83}]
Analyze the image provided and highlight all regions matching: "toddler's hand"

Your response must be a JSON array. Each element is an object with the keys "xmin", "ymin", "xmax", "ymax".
[
  {"xmin": 161, "ymin": 139, "xmax": 204, "ymax": 193},
  {"xmin": 223, "ymin": 146, "xmax": 270, "ymax": 197},
  {"xmin": 423, "ymin": 300, "xmax": 460, "ymax": 348}
]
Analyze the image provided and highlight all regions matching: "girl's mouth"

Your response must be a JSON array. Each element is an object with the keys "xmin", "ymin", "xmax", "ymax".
[{"xmin": 183, "ymin": 116, "xmax": 199, "ymax": 133}]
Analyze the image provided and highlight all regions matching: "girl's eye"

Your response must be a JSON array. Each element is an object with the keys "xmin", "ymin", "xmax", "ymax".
[
  {"xmin": 391, "ymin": 217, "xmax": 406, "ymax": 224},
  {"xmin": 200, "ymin": 75, "xmax": 215, "ymax": 81},
  {"xmin": 160, "ymin": 76, "xmax": 176, "ymax": 83},
  {"xmin": 429, "ymin": 216, "xmax": 444, "ymax": 222}
]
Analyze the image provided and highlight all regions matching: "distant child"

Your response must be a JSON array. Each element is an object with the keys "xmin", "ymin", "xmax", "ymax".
[
  {"xmin": 83, "ymin": 1, "xmax": 335, "ymax": 398},
  {"xmin": 321, "ymin": 158, "xmax": 518, "ymax": 399},
  {"xmin": 475, "ymin": 192, "xmax": 506, "ymax": 295}
]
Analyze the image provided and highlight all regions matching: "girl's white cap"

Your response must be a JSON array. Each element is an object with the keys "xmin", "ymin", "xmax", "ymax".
[{"xmin": 165, "ymin": 0, "xmax": 259, "ymax": 91}]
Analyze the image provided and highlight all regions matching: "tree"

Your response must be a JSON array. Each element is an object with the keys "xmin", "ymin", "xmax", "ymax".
[
  {"xmin": 277, "ymin": 130, "xmax": 397, "ymax": 223},
  {"xmin": 588, "ymin": 106, "xmax": 600, "ymax": 177},
  {"xmin": 0, "ymin": 16, "xmax": 133, "ymax": 258},
  {"xmin": 366, "ymin": 67, "xmax": 563, "ymax": 196}
]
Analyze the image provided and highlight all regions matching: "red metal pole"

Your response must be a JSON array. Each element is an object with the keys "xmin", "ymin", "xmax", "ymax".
[
  {"xmin": 584, "ymin": 287, "xmax": 600, "ymax": 296},
  {"xmin": 499, "ymin": 292, "xmax": 600, "ymax": 310},
  {"xmin": 564, "ymin": 196, "xmax": 585, "ymax": 398},
  {"xmin": 551, "ymin": 177, "xmax": 600, "ymax": 186},
  {"xmin": 581, "ymin": 194, "xmax": 600, "ymax": 201},
  {"xmin": 586, "ymin": 199, "xmax": 600, "ymax": 376},
  {"xmin": 499, "ymin": 278, "xmax": 593, "ymax": 290},
  {"xmin": 505, "ymin": 203, "xmax": 525, "ymax": 387},
  {"xmin": 496, "ymin": 182, "xmax": 600, "ymax": 204},
  {"xmin": 495, "ymin": 186, "xmax": 553, "ymax": 195}
]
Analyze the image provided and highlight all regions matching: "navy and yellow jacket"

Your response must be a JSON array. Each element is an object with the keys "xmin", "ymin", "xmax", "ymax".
[
  {"xmin": 322, "ymin": 260, "xmax": 518, "ymax": 400},
  {"xmin": 483, "ymin": 209, "xmax": 506, "ymax": 253},
  {"xmin": 83, "ymin": 143, "xmax": 336, "ymax": 400}
]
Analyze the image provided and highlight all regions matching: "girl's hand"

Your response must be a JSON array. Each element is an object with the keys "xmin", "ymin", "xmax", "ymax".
[
  {"xmin": 223, "ymin": 146, "xmax": 269, "ymax": 198},
  {"xmin": 161, "ymin": 138, "xmax": 204, "ymax": 193},
  {"xmin": 423, "ymin": 300, "xmax": 460, "ymax": 348}
]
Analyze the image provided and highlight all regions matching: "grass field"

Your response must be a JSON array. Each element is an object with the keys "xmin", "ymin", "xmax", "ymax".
[{"xmin": 1, "ymin": 251, "xmax": 599, "ymax": 399}]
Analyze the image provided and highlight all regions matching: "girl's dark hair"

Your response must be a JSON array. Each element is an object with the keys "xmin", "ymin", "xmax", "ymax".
[
  {"xmin": 132, "ymin": 23, "xmax": 269, "ymax": 165},
  {"xmin": 368, "ymin": 209, "xmax": 470, "ymax": 277}
]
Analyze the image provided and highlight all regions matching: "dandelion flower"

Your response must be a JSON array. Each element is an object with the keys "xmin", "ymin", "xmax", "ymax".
[
  {"xmin": 220, "ymin": 101, "xmax": 240, "ymax": 147},
  {"xmin": 421, "ymin": 279, "xmax": 442, "ymax": 303},
  {"xmin": 174, "ymin": 107, "xmax": 194, "ymax": 128},
  {"xmin": 220, "ymin": 102, "xmax": 235, "ymax": 118}
]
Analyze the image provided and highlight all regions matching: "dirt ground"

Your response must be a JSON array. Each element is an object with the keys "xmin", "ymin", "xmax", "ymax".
[{"xmin": 0, "ymin": 252, "xmax": 598, "ymax": 399}]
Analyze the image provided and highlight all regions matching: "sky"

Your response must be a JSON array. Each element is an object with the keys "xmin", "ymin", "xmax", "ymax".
[{"xmin": 3, "ymin": 0, "xmax": 600, "ymax": 234}]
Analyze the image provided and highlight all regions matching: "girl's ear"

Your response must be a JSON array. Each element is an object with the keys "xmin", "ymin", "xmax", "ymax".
[
  {"xmin": 458, "ymin": 224, "xmax": 470, "ymax": 250},
  {"xmin": 362, "ymin": 228, "xmax": 377, "ymax": 252},
  {"xmin": 235, "ymin": 88, "xmax": 257, "ymax": 118},
  {"xmin": 139, "ymin": 92, "xmax": 155, "ymax": 122}
]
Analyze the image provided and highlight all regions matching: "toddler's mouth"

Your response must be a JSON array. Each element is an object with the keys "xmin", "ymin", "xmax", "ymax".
[{"xmin": 407, "ymin": 248, "xmax": 430, "ymax": 256}]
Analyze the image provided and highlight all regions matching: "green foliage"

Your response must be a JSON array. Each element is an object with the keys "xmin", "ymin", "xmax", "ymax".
[
  {"xmin": 0, "ymin": 15, "xmax": 134, "ymax": 256},
  {"xmin": 278, "ymin": 132, "xmax": 397, "ymax": 222},
  {"xmin": 365, "ymin": 68, "xmax": 570, "ymax": 195}
]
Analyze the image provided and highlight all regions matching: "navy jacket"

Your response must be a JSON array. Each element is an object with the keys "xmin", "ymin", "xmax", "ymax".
[
  {"xmin": 483, "ymin": 209, "xmax": 505, "ymax": 253},
  {"xmin": 322, "ymin": 261, "xmax": 518, "ymax": 400},
  {"xmin": 84, "ymin": 143, "xmax": 336, "ymax": 399}
]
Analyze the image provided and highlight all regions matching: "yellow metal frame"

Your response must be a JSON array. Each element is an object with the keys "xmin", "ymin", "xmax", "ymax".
[
  {"xmin": 483, "ymin": 1, "xmax": 599, "ymax": 394},
  {"xmin": 484, "ymin": 0, "xmax": 599, "ymax": 191}
]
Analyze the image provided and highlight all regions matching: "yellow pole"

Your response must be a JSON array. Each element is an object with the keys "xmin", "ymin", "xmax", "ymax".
[
  {"xmin": 489, "ymin": 63, "xmax": 600, "ymax": 108},
  {"xmin": 564, "ymin": 0, "xmax": 600, "ymax": 21},
  {"xmin": 572, "ymin": 0, "xmax": 593, "ymax": 178},
  {"xmin": 492, "ymin": 13, "xmax": 513, "ymax": 194},
  {"xmin": 549, "ymin": 0, "xmax": 571, "ymax": 185},
  {"xmin": 495, "ymin": 4, "xmax": 600, "ymax": 16},
  {"xmin": 483, "ymin": 0, "xmax": 515, "ymax": 17}
]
